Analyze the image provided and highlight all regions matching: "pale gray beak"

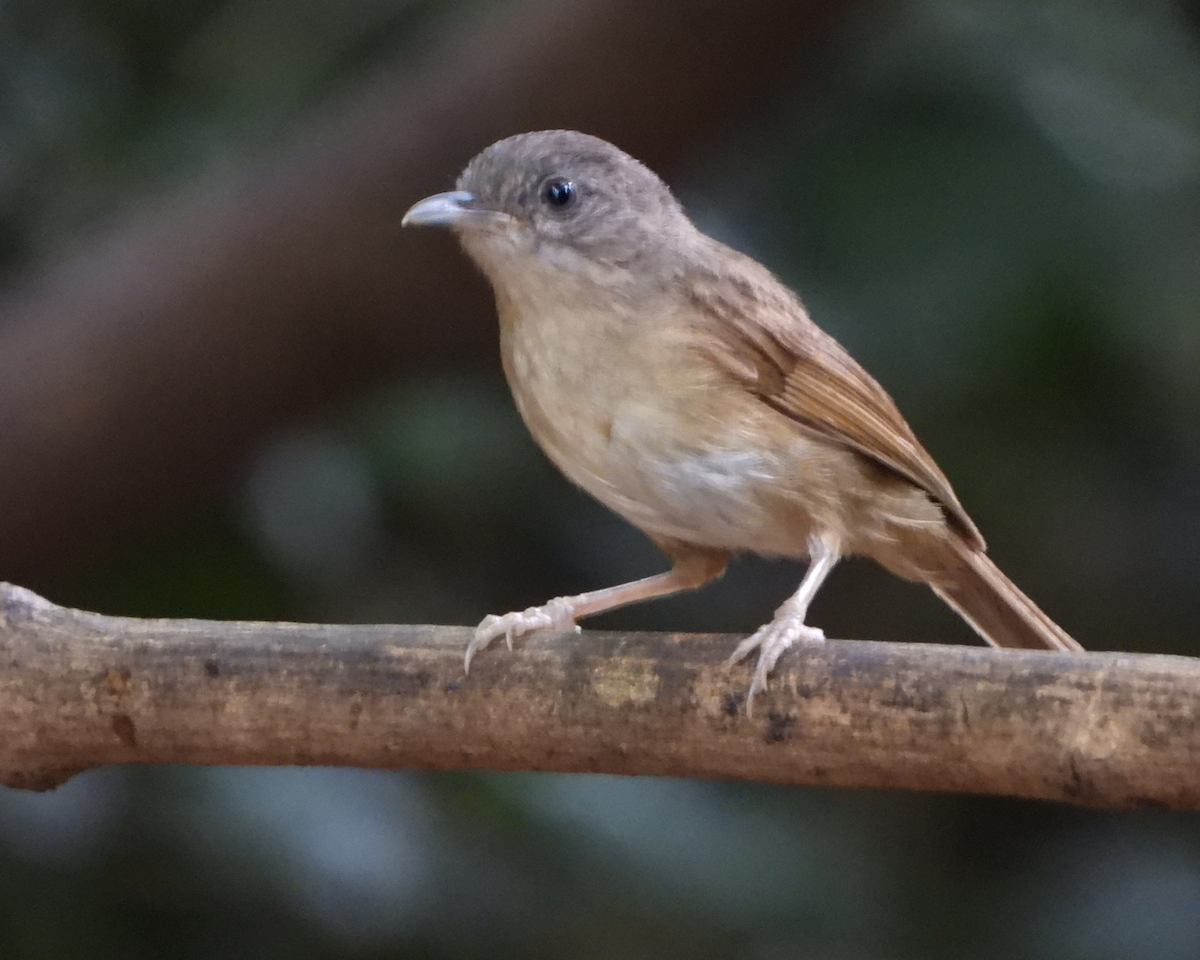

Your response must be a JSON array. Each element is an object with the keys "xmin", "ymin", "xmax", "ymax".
[{"xmin": 401, "ymin": 190, "xmax": 503, "ymax": 228}]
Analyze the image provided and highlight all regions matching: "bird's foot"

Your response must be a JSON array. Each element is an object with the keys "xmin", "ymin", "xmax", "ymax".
[
  {"xmin": 726, "ymin": 613, "xmax": 825, "ymax": 716},
  {"xmin": 466, "ymin": 597, "xmax": 580, "ymax": 672}
]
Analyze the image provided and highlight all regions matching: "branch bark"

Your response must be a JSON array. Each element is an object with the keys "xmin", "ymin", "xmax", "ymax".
[{"xmin": 0, "ymin": 583, "xmax": 1195, "ymax": 809}]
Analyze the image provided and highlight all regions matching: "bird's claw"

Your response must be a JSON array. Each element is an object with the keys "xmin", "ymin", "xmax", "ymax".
[
  {"xmin": 726, "ymin": 616, "xmax": 825, "ymax": 716},
  {"xmin": 465, "ymin": 597, "xmax": 580, "ymax": 672}
]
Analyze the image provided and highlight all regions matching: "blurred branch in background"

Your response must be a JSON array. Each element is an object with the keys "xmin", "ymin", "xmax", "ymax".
[
  {"xmin": 0, "ymin": 0, "xmax": 852, "ymax": 586},
  {"xmin": 2, "ymin": 582, "xmax": 1197, "ymax": 810}
]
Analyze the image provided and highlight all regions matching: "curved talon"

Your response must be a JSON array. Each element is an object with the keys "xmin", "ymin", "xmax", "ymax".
[
  {"xmin": 728, "ymin": 619, "xmax": 826, "ymax": 716},
  {"xmin": 724, "ymin": 629, "xmax": 766, "ymax": 669},
  {"xmin": 465, "ymin": 599, "xmax": 580, "ymax": 673}
]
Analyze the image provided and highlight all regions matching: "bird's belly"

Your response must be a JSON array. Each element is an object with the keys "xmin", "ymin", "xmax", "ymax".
[
  {"xmin": 607, "ymin": 445, "xmax": 814, "ymax": 556},
  {"xmin": 532, "ymin": 388, "xmax": 819, "ymax": 558}
]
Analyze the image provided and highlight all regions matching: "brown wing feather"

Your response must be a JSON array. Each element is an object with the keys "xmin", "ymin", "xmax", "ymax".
[{"xmin": 685, "ymin": 242, "xmax": 985, "ymax": 550}]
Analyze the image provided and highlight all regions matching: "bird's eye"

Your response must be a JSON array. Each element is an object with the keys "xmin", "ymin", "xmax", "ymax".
[{"xmin": 540, "ymin": 177, "xmax": 577, "ymax": 210}]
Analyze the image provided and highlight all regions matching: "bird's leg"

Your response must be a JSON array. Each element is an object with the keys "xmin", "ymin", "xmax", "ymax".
[
  {"xmin": 727, "ymin": 534, "xmax": 840, "ymax": 713},
  {"xmin": 467, "ymin": 548, "xmax": 727, "ymax": 672}
]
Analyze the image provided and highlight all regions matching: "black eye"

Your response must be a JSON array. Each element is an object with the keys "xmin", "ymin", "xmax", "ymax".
[{"xmin": 540, "ymin": 177, "xmax": 577, "ymax": 210}]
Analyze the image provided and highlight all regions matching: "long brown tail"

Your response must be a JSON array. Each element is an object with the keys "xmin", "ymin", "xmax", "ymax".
[{"xmin": 928, "ymin": 540, "xmax": 1082, "ymax": 652}]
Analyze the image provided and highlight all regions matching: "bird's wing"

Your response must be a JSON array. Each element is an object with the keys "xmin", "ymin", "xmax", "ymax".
[{"xmin": 684, "ymin": 247, "xmax": 984, "ymax": 549}]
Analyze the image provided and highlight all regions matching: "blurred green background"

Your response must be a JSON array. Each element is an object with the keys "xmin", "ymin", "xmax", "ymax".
[{"xmin": 2, "ymin": 0, "xmax": 1199, "ymax": 956}]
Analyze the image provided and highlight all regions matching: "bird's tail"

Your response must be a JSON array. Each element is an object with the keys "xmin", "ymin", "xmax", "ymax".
[{"xmin": 927, "ymin": 539, "xmax": 1082, "ymax": 652}]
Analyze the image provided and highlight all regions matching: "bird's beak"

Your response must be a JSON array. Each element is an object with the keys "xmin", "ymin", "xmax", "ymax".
[{"xmin": 401, "ymin": 190, "xmax": 504, "ymax": 228}]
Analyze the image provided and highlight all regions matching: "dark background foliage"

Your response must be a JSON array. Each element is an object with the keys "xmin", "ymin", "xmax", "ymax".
[{"xmin": 1, "ymin": 0, "xmax": 1199, "ymax": 956}]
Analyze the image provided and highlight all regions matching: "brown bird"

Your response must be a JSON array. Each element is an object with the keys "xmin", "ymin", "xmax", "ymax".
[{"xmin": 403, "ymin": 130, "xmax": 1082, "ymax": 709}]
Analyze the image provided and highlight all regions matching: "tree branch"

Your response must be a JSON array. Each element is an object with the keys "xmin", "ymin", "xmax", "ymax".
[{"xmin": 0, "ymin": 583, "xmax": 1194, "ymax": 809}]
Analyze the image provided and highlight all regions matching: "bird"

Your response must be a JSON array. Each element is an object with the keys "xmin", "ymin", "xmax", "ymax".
[{"xmin": 402, "ymin": 130, "xmax": 1082, "ymax": 711}]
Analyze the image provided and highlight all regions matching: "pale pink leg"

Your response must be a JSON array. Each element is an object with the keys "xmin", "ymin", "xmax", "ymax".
[
  {"xmin": 727, "ymin": 535, "xmax": 840, "ymax": 714},
  {"xmin": 467, "ymin": 551, "xmax": 726, "ymax": 672}
]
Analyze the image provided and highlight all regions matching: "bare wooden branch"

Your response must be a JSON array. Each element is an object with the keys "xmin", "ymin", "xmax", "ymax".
[{"xmin": 0, "ymin": 582, "xmax": 1195, "ymax": 809}]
